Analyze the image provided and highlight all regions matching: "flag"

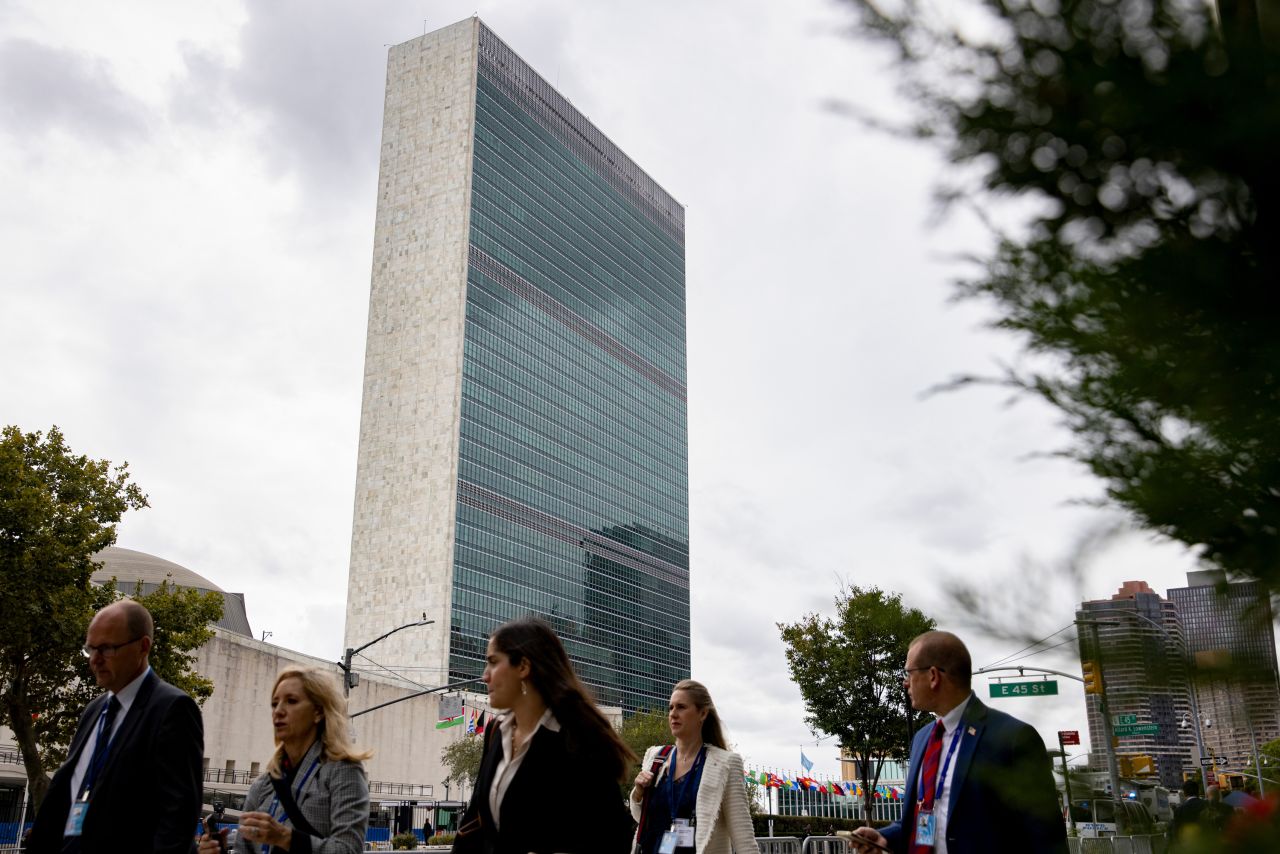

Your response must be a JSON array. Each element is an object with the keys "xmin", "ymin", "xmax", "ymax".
[
  {"xmin": 800, "ymin": 750, "xmax": 814, "ymax": 773},
  {"xmin": 830, "ymin": 782, "xmax": 845, "ymax": 797},
  {"xmin": 435, "ymin": 714, "xmax": 464, "ymax": 730},
  {"xmin": 466, "ymin": 710, "xmax": 477, "ymax": 735},
  {"xmin": 475, "ymin": 711, "xmax": 487, "ymax": 735}
]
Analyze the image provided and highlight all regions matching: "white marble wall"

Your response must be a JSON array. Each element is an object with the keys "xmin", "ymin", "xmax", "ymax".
[{"xmin": 344, "ymin": 18, "xmax": 480, "ymax": 676}]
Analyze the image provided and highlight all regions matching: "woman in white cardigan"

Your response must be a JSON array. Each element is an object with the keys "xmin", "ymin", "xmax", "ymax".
[{"xmin": 630, "ymin": 680, "xmax": 758, "ymax": 854}]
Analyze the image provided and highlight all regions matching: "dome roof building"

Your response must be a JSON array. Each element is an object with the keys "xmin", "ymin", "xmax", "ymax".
[{"xmin": 91, "ymin": 546, "xmax": 252, "ymax": 638}]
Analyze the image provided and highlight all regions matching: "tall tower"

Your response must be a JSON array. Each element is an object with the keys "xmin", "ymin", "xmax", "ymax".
[
  {"xmin": 1168, "ymin": 570, "xmax": 1280, "ymax": 777},
  {"xmin": 344, "ymin": 18, "xmax": 690, "ymax": 713},
  {"xmin": 1077, "ymin": 581, "xmax": 1196, "ymax": 788}
]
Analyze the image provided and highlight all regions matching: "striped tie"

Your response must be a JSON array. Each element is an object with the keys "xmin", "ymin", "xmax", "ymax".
[{"xmin": 911, "ymin": 720, "xmax": 946, "ymax": 853}]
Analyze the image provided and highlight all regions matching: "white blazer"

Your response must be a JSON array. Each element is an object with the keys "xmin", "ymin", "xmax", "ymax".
[{"xmin": 631, "ymin": 744, "xmax": 758, "ymax": 854}]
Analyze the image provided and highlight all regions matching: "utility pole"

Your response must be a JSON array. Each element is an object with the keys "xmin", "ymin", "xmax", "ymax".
[
  {"xmin": 1077, "ymin": 619, "xmax": 1125, "ymax": 831},
  {"xmin": 1056, "ymin": 738, "xmax": 1076, "ymax": 835},
  {"xmin": 338, "ymin": 614, "xmax": 434, "ymax": 697}
]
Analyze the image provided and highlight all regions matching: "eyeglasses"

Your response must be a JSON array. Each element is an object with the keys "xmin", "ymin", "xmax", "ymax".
[
  {"xmin": 901, "ymin": 665, "xmax": 945, "ymax": 678},
  {"xmin": 82, "ymin": 637, "xmax": 143, "ymax": 659}
]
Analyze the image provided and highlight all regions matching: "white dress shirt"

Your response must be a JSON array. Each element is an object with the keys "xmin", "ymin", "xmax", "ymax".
[
  {"xmin": 927, "ymin": 693, "xmax": 972, "ymax": 854},
  {"xmin": 68, "ymin": 665, "xmax": 151, "ymax": 800}
]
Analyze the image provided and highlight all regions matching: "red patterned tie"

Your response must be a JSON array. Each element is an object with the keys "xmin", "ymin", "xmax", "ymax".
[{"xmin": 911, "ymin": 720, "xmax": 946, "ymax": 853}]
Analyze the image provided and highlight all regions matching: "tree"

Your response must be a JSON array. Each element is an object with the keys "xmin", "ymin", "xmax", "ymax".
[
  {"xmin": 619, "ymin": 707, "xmax": 672, "ymax": 787},
  {"xmin": 0, "ymin": 425, "xmax": 220, "ymax": 808},
  {"xmin": 1, "ymin": 425, "xmax": 147, "ymax": 807},
  {"xmin": 838, "ymin": 0, "xmax": 1280, "ymax": 589},
  {"xmin": 440, "ymin": 733, "xmax": 484, "ymax": 794},
  {"xmin": 132, "ymin": 579, "xmax": 223, "ymax": 702},
  {"xmin": 778, "ymin": 586, "xmax": 935, "ymax": 824}
]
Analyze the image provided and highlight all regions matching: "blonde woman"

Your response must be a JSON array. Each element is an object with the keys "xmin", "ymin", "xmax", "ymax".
[
  {"xmin": 199, "ymin": 667, "xmax": 372, "ymax": 854},
  {"xmin": 631, "ymin": 680, "xmax": 756, "ymax": 854}
]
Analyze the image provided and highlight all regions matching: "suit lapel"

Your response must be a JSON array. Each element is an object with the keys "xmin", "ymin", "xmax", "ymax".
[
  {"xmin": 95, "ymin": 671, "xmax": 157, "ymax": 786},
  {"xmin": 65, "ymin": 695, "xmax": 108, "ymax": 767},
  {"xmin": 294, "ymin": 740, "xmax": 326, "ymax": 806},
  {"xmin": 947, "ymin": 694, "xmax": 985, "ymax": 817}
]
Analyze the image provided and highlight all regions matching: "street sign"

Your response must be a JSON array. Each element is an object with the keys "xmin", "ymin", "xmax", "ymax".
[
  {"xmin": 989, "ymin": 680, "xmax": 1059, "ymax": 698},
  {"xmin": 1113, "ymin": 713, "xmax": 1138, "ymax": 726},
  {"xmin": 1113, "ymin": 724, "xmax": 1160, "ymax": 737},
  {"xmin": 1200, "ymin": 756, "xmax": 1228, "ymax": 765},
  {"xmin": 1059, "ymin": 730, "xmax": 1081, "ymax": 745}
]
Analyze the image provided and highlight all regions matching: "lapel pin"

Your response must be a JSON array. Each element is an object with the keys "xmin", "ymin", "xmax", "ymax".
[{"xmin": 967, "ymin": 726, "xmax": 976, "ymax": 736}]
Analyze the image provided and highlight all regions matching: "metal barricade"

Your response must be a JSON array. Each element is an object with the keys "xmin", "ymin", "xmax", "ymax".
[
  {"xmin": 801, "ymin": 836, "xmax": 850, "ymax": 854},
  {"xmin": 756, "ymin": 836, "xmax": 803, "ymax": 854}
]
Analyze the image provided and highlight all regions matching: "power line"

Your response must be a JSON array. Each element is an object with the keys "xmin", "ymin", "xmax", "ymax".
[{"xmin": 982, "ymin": 624, "xmax": 1077, "ymax": 670}]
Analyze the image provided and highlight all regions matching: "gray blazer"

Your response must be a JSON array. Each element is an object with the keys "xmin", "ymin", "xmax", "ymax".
[
  {"xmin": 236, "ymin": 741, "xmax": 370, "ymax": 854},
  {"xmin": 631, "ymin": 744, "xmax": 757, "ymax": 854}
]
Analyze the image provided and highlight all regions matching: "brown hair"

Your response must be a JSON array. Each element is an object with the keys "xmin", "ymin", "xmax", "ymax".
[
  {"xmin": 266, "ymin": 666, "xmax": 373, "ymax": 777},
  {"xmin": 490, "ymin": 618, "xmax": 636, "ymax": 781},
  {"xmin": 671, "ymin": 679, "xmax": 729, "ymax": 750}
]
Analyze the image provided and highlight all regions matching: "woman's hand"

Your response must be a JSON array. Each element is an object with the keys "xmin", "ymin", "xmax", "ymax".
[
  {"xmin": 632, "ymin": 768, "xmax": 655, "ymax": 801},
  {"xmin": 196, "ymin": 828, "xmax": 228, "ymax": 854},
  {"xmin": 239, "ymin": 810, "xmax": 294, "ymax": 851}
]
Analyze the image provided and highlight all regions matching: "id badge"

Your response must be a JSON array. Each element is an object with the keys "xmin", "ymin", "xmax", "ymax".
[
  {"xmin": 915, "ymin": 809, "xmax": 936, "ymax": 847},
  {"xmin": 673, "ymin": 818, "xmax": 695, "ymax": 847},
  {"xmin": 658, "ymin": 831, "xmax": 678, "ymax": 854},
  {"xmin": 65, "ymin": 801, "xmax": 88, "ymax": 837}
]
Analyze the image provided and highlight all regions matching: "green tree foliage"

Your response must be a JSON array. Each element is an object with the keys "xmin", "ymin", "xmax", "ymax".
[
  {"xmin": 0, "ymin": 425, "xmax": 147, "ymax": 806},
  {"xmin": 620, "ymin": 707, "xmax": 672, "ymax": 780},
  {"xmin": 440, "ymin": 733, "xmax": 485, "ymax": 792},
  {"xmin": 0, "ymin": 425, "xmax": 221, "ymax": 808},
  {"xmin": 839, "ymin": 0, "xmax": 1280, "ymax": 587},
  {"xmin": 778, "ymin": 586, "xmax": 935, "ymax": 824},
  {"xmin": 132, "ymin": 579, "xmax": 222, "ymax": 703}
]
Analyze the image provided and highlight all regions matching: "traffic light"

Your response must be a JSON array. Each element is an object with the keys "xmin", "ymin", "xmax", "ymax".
[
  {"xmin": 1117, "ymin": 756, "xmax": 1133, "ymax": 777},
  {"xmin": 1082, "ymin": 660, "xmax": 1101, "ymax": 694},
  {"xmin": 1130, "ymin": 755, "xmax": 1154, "ymax": 777}
]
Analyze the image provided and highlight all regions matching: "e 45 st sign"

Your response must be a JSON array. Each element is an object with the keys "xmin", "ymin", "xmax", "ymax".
[{"xmin": 988, "ymin": 680, "xmax": 1059, "ymax": 698}]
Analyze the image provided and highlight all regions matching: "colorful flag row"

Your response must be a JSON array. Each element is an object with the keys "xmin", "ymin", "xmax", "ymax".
[{"xmin": 744, "ymin": 770, "xmax": 904, "ymax": 800}]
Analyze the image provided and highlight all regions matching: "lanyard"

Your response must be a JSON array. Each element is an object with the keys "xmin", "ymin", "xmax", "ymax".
[
  {"xmin": 262, "ymin": 757, "xmax": 321, "ymax": 854},
  {"xmin": 916, "ymin": 724, "xmax": 963, "ymax": 808},
  {"xmin": 79, "ymin": 701, "xmax": 118, "ymax": 797},
  {"xmin": 666, "ymin": 745, "xmax": 707, "ymax": 821}
]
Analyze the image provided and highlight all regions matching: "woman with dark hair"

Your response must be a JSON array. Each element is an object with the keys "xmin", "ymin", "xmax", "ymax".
[
  {"xmin": 630, "ymin": 680, "xmax": 756, "ymax": 854},
  {"xmin": 453, "ymin": 617, "xmax": 635, "ymax": 854}
]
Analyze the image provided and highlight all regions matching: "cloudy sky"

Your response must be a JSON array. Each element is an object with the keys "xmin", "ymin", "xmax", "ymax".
[{"xmin": 2, "ymin": 0, "xmax": 1206, "ymax": 776}]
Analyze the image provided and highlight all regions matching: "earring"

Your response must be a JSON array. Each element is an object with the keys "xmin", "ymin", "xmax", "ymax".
[{"xmin": 521, "ymin": 680, "xmax": 528, "ymax": 696}]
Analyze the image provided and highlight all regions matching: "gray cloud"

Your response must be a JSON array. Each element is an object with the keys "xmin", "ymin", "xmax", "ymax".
[{"xmin": 0, "ymin": 38, "xmax": 147, "ymax": 144}]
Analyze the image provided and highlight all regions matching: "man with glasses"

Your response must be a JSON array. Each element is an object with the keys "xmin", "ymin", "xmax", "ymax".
[
  {"xmin": 852, "ymin": 631, "xmax": 1066, "ymax": 854},
  {"xmin": 28, "ymin": 599, "xmax": 204, "ymax": 853}
]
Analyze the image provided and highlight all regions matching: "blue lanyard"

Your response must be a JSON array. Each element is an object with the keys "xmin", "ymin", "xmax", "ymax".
[
  {"xmin": 79, "ymin": 700, "xmax": 118, "ymax": 797},
  {"xmin": 262, "ymin": 757, "xmax": 321, "ymax": 854},
  {"xmin": 666, "ymin": 746, "xmax": 707, "ymax": 821},
  {"xmin": 916, "ymin": 724, "xmax": 963, "ymax": 808}
]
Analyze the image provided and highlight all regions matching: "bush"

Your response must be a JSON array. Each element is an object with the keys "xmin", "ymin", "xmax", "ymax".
[
  {"xmin": 751, "ymin": 813, "xmax": 890, "ymax": 838},
  {"xmin": 427, "ymin": 832, "xmax": 456, "ymax": 846},
  {"xmin": 391, "ymin": 831, "xmax": 419, "ymax": 850}
]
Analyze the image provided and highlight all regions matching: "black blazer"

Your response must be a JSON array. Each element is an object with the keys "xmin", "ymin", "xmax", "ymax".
[
  {"xmin": 453, "ymin": 715, "xmax": 632, "ymax": 854},
  {"xmin": 28, "ymin": 669, "xmax": 204, "ymax": 854}
]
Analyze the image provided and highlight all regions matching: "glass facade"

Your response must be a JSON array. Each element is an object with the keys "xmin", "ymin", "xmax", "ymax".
[{"xmin": 447, "ymin": 25, "xmax": 690, "ymax": 713}]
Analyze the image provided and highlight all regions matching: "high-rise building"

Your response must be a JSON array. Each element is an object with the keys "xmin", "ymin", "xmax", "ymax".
[
  {"xmin": 344, "ymin": 18, "xmax": 690, "ymax": 713},
  {"xmin": 1076, "ymin": 582, "xmax": 1196, "ymax": 788},
  {"xmin": 1168, "ymin": 570, "xmax": 1280, "ymax": 776}
]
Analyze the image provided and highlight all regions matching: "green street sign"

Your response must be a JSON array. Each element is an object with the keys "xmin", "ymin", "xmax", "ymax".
[
  {"xmin": 988, "ymin": 680, "xmax": 1059, "ymax": 698},
  {"xmin": 1113, "ymin": 724, "xmax": 1160, "ymax": 737},
  {"xmin": 1114, "ymin": 714, "xmax": 1138, "ymax": 726}
]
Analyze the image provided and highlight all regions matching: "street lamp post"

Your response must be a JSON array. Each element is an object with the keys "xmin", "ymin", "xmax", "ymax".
[{"xmin": 338, "ymin": 615, "xmax": 434, "ymax": 697}]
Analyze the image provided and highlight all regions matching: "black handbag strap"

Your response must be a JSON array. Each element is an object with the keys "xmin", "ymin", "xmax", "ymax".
[{"xmin": 269, "ymin": 773, "xmax": 322, "ymax": 840}]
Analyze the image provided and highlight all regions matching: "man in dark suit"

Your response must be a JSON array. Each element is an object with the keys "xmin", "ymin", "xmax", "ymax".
[
  {"xmin": 853, "ymin": 631, "xmax": 1067, "ymax": 854},
  {"xmin": 28, "ymin": 600, "xmax": 204, "ymax": 854}
]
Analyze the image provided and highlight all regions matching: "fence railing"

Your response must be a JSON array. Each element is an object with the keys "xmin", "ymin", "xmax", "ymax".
[{"xmin": 1069, "ymin": 835, "xmax": 1169, "ymax": 854}]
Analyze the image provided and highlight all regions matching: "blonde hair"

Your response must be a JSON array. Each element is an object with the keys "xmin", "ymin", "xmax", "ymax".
[
  {"xmin": 672, "ymin": 679, "xmax": 729, "ymax": 750},
  {"xmin": 266, "ymin": 666, "xmax": 373, "ymax": 777}
]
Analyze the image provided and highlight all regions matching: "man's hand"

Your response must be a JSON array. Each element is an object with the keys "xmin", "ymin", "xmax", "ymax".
[{"xmin": 850, "ymin": 827, "xmax": 892, "ymax": 853}]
